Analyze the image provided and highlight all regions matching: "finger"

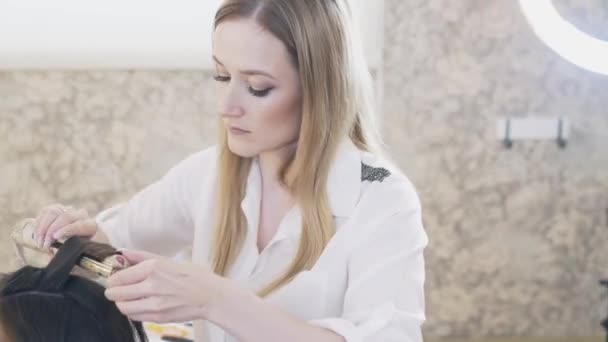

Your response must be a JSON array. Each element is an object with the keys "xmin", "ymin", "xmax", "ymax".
[
  {"xmin": 35, "ymin": 207, "xmax": 63, "ymax": 247},
  {"xmin": 52, "ymin": 219, "xmax": 97, "ymax": 240},
  {"xmin": 33, "ymin": 206, "xmax": 57, "ymax": 244},
  {"xmin": 105, "ymin": 281, "xmax": 156, "ymax": 302},
  {"xmin": 44, "ymin": 213, "xmax": 76, "ymax": 248},
  {"xmin": 115, "ymin": 296, "xmax": 183, "ymax": 316},
  {"xmin": 33, "ymin": 209, "xmax": 48, "ymax": 239},
  {"xmin": 120, "ymin": 249, "xmax": 162, "ymax": 265},
  {"xmin": 106, "ymin": 260, "xmax": 155, "ymax": 287},
  {"xmin": 127, "ymin": 305, "xmax": 202, "ymax": 324},
  {"xmin": 67, "ymin": 206, "xmax": 88, "ymax": 220}
]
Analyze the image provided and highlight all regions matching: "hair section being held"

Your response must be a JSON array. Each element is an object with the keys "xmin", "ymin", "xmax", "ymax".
[{"xmin": 0, "ymin": 237, "xmax": 148, "ymax": 342}]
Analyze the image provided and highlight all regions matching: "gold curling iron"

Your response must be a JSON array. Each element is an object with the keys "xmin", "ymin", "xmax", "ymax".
[{"xmin": 10, "ymin": 218, "xmax": 128, "ymax": 279}]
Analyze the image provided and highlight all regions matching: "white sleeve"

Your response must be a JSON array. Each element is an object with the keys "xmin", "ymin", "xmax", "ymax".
[
  {"xmin": 95, "ymin": 147, "xmax": 216, "ymax": 256},
  {"xmin": 310, "ymin": 190, "xmax": 428, "ymax": 342}
]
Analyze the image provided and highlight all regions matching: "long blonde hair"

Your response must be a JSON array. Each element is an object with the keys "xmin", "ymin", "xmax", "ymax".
[{"xmin": 211, "ymin": 0, "xmax": 382, "ymax": 296}]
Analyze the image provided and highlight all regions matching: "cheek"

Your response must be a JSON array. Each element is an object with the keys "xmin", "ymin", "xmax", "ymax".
[
  {"xmin": 256, "ymin": 96, "xmax": 301, "ymax": 137},
  {"xmin": 227, "ymin": 94, "xmax": 301, "ymax": 157}
]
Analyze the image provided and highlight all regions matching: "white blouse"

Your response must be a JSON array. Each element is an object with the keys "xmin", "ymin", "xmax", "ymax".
[{"xmin": 96, "ymin": 139, "xmax": 428, "ymax": 342}]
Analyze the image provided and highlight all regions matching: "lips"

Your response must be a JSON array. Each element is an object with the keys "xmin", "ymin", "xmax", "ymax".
[{"xmin": 228, "ymin": 126, "xmax": 251, "ymax": 134}]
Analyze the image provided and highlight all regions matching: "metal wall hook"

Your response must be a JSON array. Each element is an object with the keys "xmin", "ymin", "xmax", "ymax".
[
  {"xmin": 503, "ymin": 117, "xmax": 513, "ymax": 149},
  {"xmin": 497, "ymin": 117, "xmax": 569, "ymax": 150},
  {"xmin": 557, "ymin": 117, "xmax": 567, "ymax": 149}
]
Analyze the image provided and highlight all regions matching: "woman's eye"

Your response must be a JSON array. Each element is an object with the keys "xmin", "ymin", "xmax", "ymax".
[
  {"xmin": 213, "ymin": 74, "xmax": 272, "ymax": 97},
  {"xmin": 213, "ymin": 75, "xmax": 230, "ymax": 82},
  {"xmin": 248, "ymin": 87, "xmax": 273, "ymax": 97}
]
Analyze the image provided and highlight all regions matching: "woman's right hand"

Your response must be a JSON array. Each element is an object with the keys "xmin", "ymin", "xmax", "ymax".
[{"xmin": 33, "ymin": 204, "xmax": 98, "ymax": 249}]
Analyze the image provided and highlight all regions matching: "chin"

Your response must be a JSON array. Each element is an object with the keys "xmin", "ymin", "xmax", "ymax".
[{"xmin": 227, "ymin": 139, "xmax": 259, "ymax": 158}]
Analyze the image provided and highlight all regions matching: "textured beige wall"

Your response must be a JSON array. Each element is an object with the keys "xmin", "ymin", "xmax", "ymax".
[
  {"xmin": 383, "ymin": 0, "xmax": 608, "ymax": 338},
  {"xmin": 0, "ymin": 0, "xmax": 607, "ymax": 339},
  {"xmin": 0, "ymin": 72, "xmax": 218, "ymax": 268}
]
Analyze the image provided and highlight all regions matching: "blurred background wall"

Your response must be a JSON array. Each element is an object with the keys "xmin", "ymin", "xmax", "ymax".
[{"xmin": 0, "ymin": 0, "xmax": 607, "ymax": 339}]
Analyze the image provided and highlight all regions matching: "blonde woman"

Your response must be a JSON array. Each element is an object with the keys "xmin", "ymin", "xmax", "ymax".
[{"xmin": 33, "ymin": 0, "xmax": 428, "ymax": 341}]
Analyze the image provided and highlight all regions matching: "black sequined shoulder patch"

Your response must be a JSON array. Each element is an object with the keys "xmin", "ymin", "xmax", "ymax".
[{"xmin": 361, "ymin": 163, "xmax": 391, "ymax": 183}]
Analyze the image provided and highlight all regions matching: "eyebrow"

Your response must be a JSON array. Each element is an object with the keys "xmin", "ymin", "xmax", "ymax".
[{"xmin": 213, "ymin": 55, "xmax": 276, "ymax": 80}]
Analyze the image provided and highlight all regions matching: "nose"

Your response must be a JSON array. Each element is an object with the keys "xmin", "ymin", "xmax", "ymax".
[
  {"xmin": 219, "ymin": 85, "xmax": 245, "ymax": 118},
  {"xmin": 222, "ymin": 105, "xmax": 244, "ymax": 118}
]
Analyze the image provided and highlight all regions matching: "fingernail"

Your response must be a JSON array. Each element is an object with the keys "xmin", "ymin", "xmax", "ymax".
[
  {"xmin": 43, "ymin": 238, "xmax": 51, "ymax": 249},
  {"xmin": 53, "ymin": 231, "xmax": 63, "ymax": 240},
  {"xmin": 115, "ymin": 255, "xmax": 127, "ymax": 266}
]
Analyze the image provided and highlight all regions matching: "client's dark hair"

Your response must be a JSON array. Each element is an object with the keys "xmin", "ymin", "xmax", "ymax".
[{"xmin": 0, "ymin": 237, "xmax": 147, "ymax": 342}]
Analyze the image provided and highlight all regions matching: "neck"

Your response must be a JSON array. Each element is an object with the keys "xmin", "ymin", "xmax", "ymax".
[{"xmin": 258, "ymin": 142, "xmax": 297, "ymax": 188}]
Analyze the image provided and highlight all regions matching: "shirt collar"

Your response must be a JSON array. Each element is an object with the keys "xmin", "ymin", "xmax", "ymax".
[
  {"xmin": 231, "ymin": 139, "xmax": 361, "ymax": 278},
  {"xmin": 241, "ymin": 138, "xmax": 362, "ymax": 232},
  {"xmin": 326, "ymin": 138, "xmax": 362, "ymax": 218}
]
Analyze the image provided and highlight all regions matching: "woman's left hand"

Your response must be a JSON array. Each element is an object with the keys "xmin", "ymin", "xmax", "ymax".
[{"xmin": 104, "ymin": 250, "xmax": 225, "ymax": 323}]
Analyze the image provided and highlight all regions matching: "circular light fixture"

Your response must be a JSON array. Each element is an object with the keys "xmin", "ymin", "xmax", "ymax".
[{"xmin": 519, "ymin": 0, "xmax": 608, "ymax": 76}]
